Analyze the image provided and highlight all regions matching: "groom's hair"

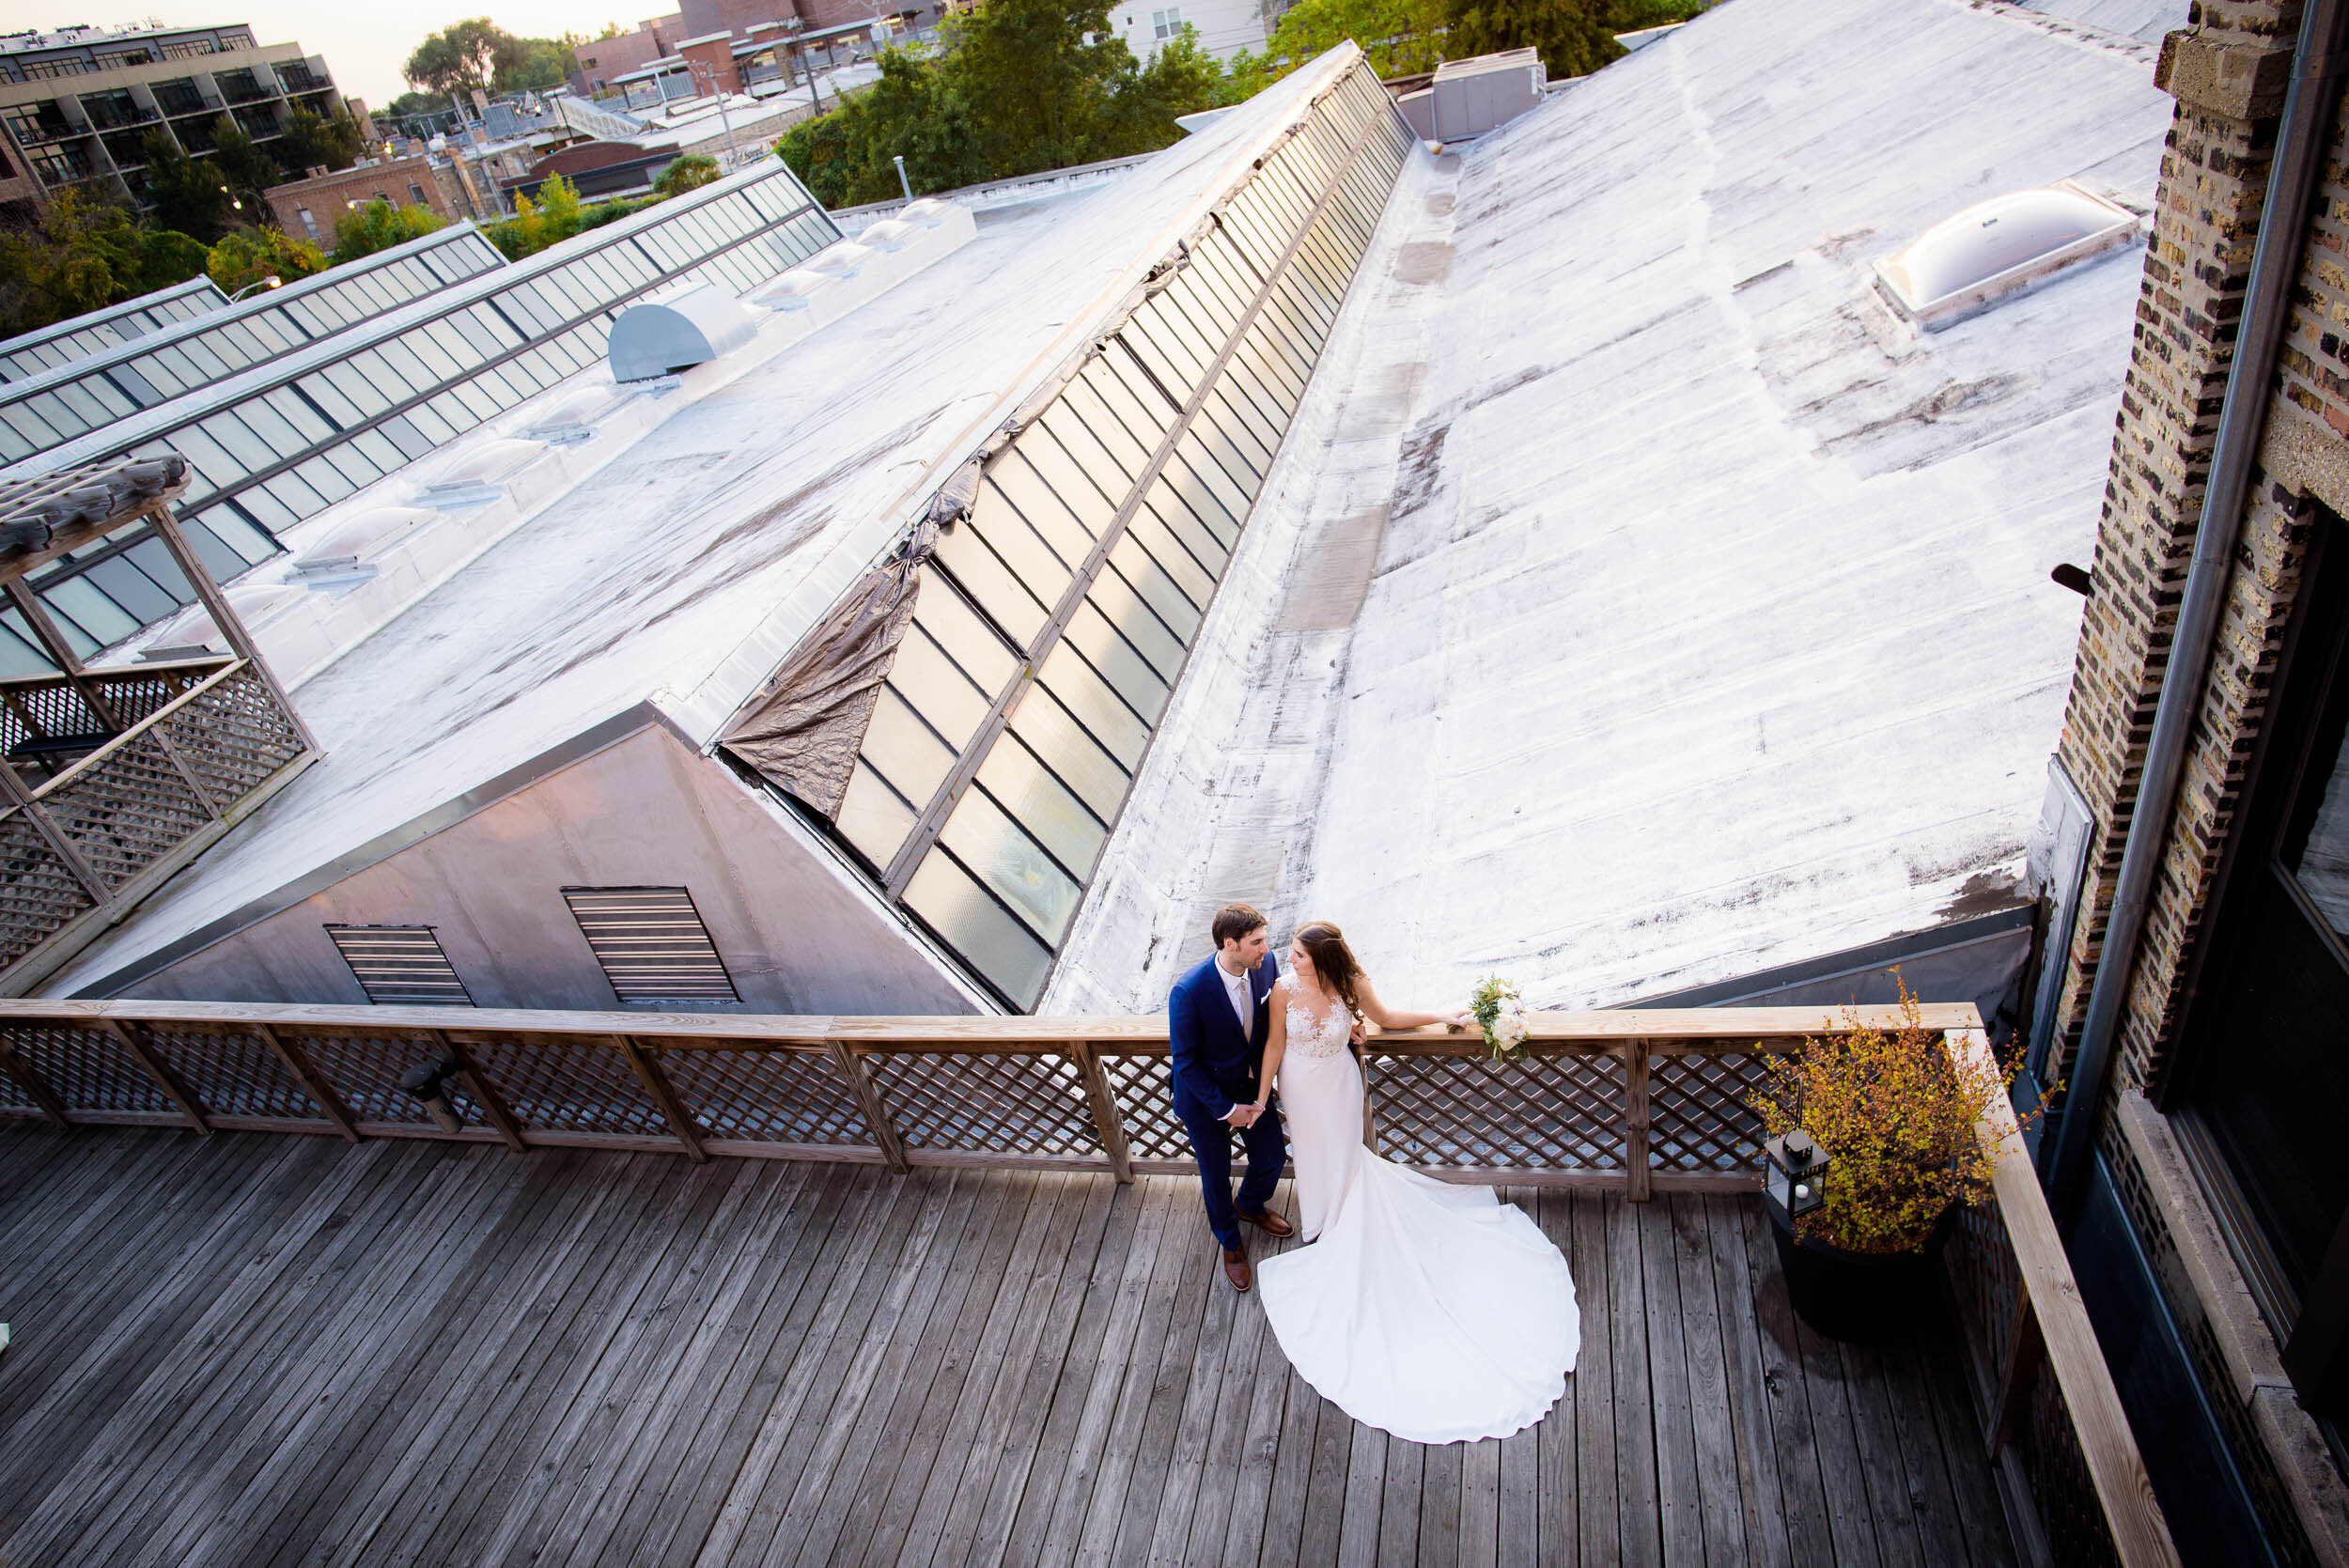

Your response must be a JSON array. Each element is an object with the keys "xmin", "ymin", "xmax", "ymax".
[{"xmin": 1211, "ymin": 904, "xmax": 1267, "ymax": 949}]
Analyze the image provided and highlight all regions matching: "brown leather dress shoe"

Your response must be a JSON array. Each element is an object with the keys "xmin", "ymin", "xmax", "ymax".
[
  {"xmin": 1222, "ymin": 1245, "xmax": 1252, "ymax": 1292},
  {"xmin": 1237, "ymin": 1208, "xmax": 1294, "ymax": 1238}
]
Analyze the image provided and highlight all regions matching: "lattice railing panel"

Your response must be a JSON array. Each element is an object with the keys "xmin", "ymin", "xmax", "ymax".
[
  {"xmin": 1947, "ymin": 1198, "xmax": 2026, "ymax": 1389},
  {"xmin": 2024, "ymin": 1344, "xmax": 2124, "ymax": 1568},
  {"xmin": 1096, "ymin": 1048, "xmax": 1249, "ymax": 1162},
  {"xmin": 863, "ymin": 1050, "xmax": 1100, "ymax": 1157},
  {"xmin": 297, "ymin": 1028, "xmax": 473, "ymax": 1126},
  {"xmin": 1368, "ymin": 1048, "xmax": 1626, "ymax": 1170},
  {"xmin": 655, "ymin": 1046, "xmax": 869, "ymax": 1144},
  {"xmin": 0, "ymin": 808, "xmax": 96, "ymax": 967},
  {"xmin": 0, "ymin": 664, "xmax": 223, "ymax": 754},
  {"xmin": 463, "ymin": 1036, "xmax": 668, "ymax": 1137},
  {"xmin": 142, "ymin": 1024, "xmax": 319, "ymax": 1121},
  {"xmin": 156, "ymin": 667, "xmax": 304, "ymax": 808},
  {"xmin": 0, "ymin": 1022, "xmax": 171, "ymax": 1114},
  {"xmin": 39, "ymin": 731, "xmax": 213, "ymax": 888},
  {"xmin": 1648, "ymin": 1050, "xmax": 1769, "ymax": 1172}
]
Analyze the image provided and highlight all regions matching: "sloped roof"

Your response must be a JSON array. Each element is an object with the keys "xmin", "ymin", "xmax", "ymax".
[{"xmin": 1045, "ymin": 0, "xmax": 2177, "ymax": 1012}]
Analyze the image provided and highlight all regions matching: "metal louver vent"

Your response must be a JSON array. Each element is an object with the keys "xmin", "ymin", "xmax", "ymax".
[
  {"xmin": 562, "ymin": 886, "xmax": 740, "ymax": 1004},
  {"xmin": 326, "ymin": 924, "xmax": 474, "ymax": 1005}
]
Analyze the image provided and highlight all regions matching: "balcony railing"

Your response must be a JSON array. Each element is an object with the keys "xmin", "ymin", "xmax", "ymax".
[
  {"xmin": 0, "ymin": 998, "xmax": 2182, "ymax": 1565},
  {"xmin": 0, "ymin": 659, "xmax": 311, "ymax": 992},
  {"xmin": 217, "ymin": 75, "xmax": 275, "ymax": 105}
]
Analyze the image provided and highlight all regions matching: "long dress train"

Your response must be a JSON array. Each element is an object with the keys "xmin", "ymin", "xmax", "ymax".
[{"xmin": 1255, "ymin": 988, "xmax": 1580, "ymax": 1444}]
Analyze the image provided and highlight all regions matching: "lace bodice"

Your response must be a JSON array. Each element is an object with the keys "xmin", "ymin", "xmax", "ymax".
[{"xmin": 1283, "ymin": 986, "xmax": 1355, "ymax": 1059}]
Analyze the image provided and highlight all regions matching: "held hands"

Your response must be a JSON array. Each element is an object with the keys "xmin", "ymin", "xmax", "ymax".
[{"xmin": 1227, "ymin": 1100, "xmax": 1269, "ymax": 1128}]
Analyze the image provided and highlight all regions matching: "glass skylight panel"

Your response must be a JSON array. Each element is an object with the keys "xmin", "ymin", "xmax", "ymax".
[
  {"xmin": 0, "ymin": 225, "xmax": 506, "ymax": 465},
  {"xmin": 1875, "ymin": 182, "xmax": 2142, "ymax": 330},
  {"xmin": 0, "ymin": 162, "xmax": 837, "ymax": 666},
  {"xmin": 0, "ymin": 275, "xmax": 228, "ymax": 384},
  {"xmin": 782, "ymin": 54, "xmax": 1418, "ymax": 1007}
]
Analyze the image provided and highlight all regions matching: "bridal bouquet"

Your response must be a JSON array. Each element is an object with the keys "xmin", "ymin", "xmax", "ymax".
[{"xmin": 1470, "ymin": 974, "xmax": 1530, "ymax": 1060}]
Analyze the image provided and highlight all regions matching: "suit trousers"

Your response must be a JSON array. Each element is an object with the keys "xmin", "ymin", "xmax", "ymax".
[{"xmin": 1179, "ymin": 1094, "xmax": 1286, "ymax": 1250}]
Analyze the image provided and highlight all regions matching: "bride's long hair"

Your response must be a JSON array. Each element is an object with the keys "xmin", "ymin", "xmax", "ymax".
[{"xmin": 1294, "ymin": 922, "xmax": 1366, "ymax": 1022}]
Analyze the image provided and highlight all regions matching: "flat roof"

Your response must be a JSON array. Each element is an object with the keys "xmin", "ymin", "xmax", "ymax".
[
  {"xmin": 46, "ymin": 58, "xmax": 1346, "ymax": 996},
  {"xmin": 1046, "ymin": 0, "xmax": 2177, "ymax": 1013}
]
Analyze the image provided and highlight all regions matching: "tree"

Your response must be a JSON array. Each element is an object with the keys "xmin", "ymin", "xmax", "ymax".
[
  {"xmin": 1441, "ymin": 0, "xmax": 1622, "ymax": 80},
  {"xmin": 209, "ymin": 118, "xmax": 282, "ymax": 217},
  {"xmin": 276, "ymin": 104, "xmax": 366, "ymax": 176},
  {"xmin": 501, "ymin": 36, "xmax": 585, "ymax": 94},
  {"xmin": 1222, "ymin": 0, "xmax": 1439, "ymax": 98},
  {"xmin": 652, "ymin": 153, "xmax": 721, "ymax": 198},
  {"xmin": 405, "ymin": 19, "xmax": 527, "ymax": 101},
  {"xmin": 943, "ymin": 0, "xmax": 1139, "ymax": 176},
  {"xmin": 0, "ymin": 189, "xmax": 210, "ymax": 337},
  {"xmin": 139, "ymin": 131, "xmax": 234, "ymax": 241},
  {"xmin": 484, "ymin": 174, "xmax": 583, "ymax": 260},
  {"xmin": 386, "ymin": 89, "xmax": 453, "ymax": 125},
  {"xmin": 330, "ymin": 198, "xmax": 446, "ymax": 264},
  {"xmin": 206, "ymin": 225, "xmax": 326, "ymax": 295}
]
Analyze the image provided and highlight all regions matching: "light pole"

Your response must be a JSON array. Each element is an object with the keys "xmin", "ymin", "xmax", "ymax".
[
  {"xmin": 226, "ymin": 273, "xmax": 282, "ymax": 302},
  {"xmin": 686, "ymin": 59, "xmax": 742, "ymax": 172}
]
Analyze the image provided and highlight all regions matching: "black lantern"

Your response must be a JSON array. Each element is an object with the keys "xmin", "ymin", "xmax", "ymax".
[
  {"xmin": 1763, "ymin": 1128, "xmax": 1830, "ymax": 1222},
  {"xmin": 399, "ymin": 1055, "xmax": 466, "ymax": 1135}
]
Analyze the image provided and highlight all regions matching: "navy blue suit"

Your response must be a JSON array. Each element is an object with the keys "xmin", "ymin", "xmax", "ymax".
[{"xmin": 1169, "ymin": 952, "xmax": 1286, "ymax": 1250}]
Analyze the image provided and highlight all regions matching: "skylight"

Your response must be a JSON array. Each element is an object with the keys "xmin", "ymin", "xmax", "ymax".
[{"xmin": 1874, "ymin": 181, "xmax": 2140, "ymax": 329}]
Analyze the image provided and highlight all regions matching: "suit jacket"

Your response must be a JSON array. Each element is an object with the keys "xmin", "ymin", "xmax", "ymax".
[{"xmin": 1168, "ymin": 952, "xmax": 1281, "ymax": 1121}]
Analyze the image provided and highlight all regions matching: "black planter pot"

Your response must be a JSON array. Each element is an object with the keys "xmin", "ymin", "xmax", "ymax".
[{"xmin": 1766, "ymin": 1201, "xmax": 1955, "ymax": 1343}]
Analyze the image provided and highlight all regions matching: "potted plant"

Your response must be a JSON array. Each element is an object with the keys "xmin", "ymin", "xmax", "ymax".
[{"xmin": 1749, "ymin": 981, "xmax": 2020, "ymax": 1342}]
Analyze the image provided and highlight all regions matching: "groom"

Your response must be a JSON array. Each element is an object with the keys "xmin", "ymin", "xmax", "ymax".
[{"xmin": 1169, "ymin": 903, "xmax": 1296, "ymax": 1292}]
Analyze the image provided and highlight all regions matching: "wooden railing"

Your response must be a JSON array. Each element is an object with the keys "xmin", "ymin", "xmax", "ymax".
[
  {"xmin": 0, "ymin": 998, "xmax": 2179, "ymax": 1566},
  {"xmin": 0, "ymin": 656, "xmax": 233, "ymax": 768},
  {"xmin": 0, "ymin": 660, "xmax": 312, "ymax": 993}
]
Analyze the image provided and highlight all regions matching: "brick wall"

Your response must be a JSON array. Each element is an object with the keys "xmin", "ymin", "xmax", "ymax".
[
  {"xmin": 2045, "ymin": 3, "xmax": 2349, "ymax": 1558},
  {"xmin": 263, "ymin": 155, "xmax": 465, "ymax": 245}
]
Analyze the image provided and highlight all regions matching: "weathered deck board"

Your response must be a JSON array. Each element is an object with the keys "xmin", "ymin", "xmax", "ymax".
[{"xmin": 0, "ymin": 1126, "xmax": 2025, "ymax": 1566}]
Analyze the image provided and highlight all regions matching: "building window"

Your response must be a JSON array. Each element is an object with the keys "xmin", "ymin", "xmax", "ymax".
[
  {"xmin": 409, "ymin": 180, "xmax": 428, "ymax": 206},
  {"xmin": 562, "ymin": 887, "xmax": 740, "ymax": 1004},
  {"xmin": 1152, "ymin": 7, "xmax": 1183, "ymax": 38},
  {"xmin": 20, "ymin": 59, "xmax": 92, "ymax": 81},
  {"xmin": 296, "ymin": 206, "xmax": 318, "ymax": 238},
  {"xmin": 326, "ymin": 924, "xmax": 474, "ymax": 1005}
]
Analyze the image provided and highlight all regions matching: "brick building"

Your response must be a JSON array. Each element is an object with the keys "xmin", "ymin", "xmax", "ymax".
[
  {"xmin": 262, "ymin": 154, "xmax": 487, "ymax": 245},
  {"xmin": 571, "ymin": 15, "xmax": 686, "ymax": 98},
  {"xmin": 2031, "ymin": 0, "xmax": 2349, "ymax": 1560}
]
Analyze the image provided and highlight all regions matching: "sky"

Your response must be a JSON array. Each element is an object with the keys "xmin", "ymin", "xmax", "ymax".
[{"xmin": 0, "ymin": 4, "xmax": 632, "ymax": 114}]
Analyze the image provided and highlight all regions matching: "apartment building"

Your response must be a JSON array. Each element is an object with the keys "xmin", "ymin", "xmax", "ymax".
[{"xmin": 0, "ymin": 23, "xmax": 351, "ymax": 220}]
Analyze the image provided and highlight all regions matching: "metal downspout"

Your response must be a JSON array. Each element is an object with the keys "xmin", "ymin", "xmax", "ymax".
[{"xmin": 2045, "ymin": 0, "xmax": 2349, "ymax": 1221}]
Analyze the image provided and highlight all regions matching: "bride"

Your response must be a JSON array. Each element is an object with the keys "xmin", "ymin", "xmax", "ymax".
[{"xmin": 1250, "ymin": 921, "xmax": 1580, "ymax": 1444}]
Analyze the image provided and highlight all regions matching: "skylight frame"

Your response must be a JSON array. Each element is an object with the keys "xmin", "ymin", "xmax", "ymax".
[{"xmin": 1873, "ymin": 179, "xmax": 2142, "ymax": 332}]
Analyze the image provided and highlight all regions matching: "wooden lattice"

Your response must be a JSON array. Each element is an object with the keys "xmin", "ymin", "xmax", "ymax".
[
  {"xmin": 142, "ymin": 1024, "xmax": 320, "ymax": 1122},
  {"xmin": 1096, "ymin": 1048, "xmax": 1248, "ymax": 1162},
  {"xmin": 296, "ymin": 1028, "xmax": 473, "ymax": 1126},
  {"xmin": 863, "ymin": 1050, "xmax": 1100, "ymax": 1157},
  {"xmin": 156, "ymin": 667, "xmax": 304, "ymax": 806},
  {"xmin": 2026, "ymin": 1343, "xmax": 2124, "ymax": 1568},
  {"xmin": 0, "ymin": 1022, "xmax": 171, "ymax": 1114},
  {"xmin": 1368, "ymin": 1048, "xmax": 1626, "ymax": 1170},
  {"xmin": 462, "ymin": 1035, "xmax": 668, "ymax": 1137},
  {"xmin": 0, "ymin": 808, "xmax": 95, "ymax": 966},
  {"xmin": 39, "ymin": 730, "xmax": 214, "ymax": 888},
  {"xmin": 654, "ymin": 1046, "xmax": 868, "ymax": 1144},
  {"xmin": 1647, "ymin": 1050, "xmax": 1769, "ymax": 1172}
]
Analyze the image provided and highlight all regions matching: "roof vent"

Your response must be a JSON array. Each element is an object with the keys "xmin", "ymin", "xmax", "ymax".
[
  {"xmin": 1874, "ymin": 181, "xmax": 2140, "ymax": 330},
  {"xmin": 607, "ymin": 284, "xmax": 762, "ymax": 382}
]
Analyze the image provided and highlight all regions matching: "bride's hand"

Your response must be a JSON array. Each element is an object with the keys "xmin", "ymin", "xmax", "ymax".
[{"xmin": 1443, "ymin": 1009, "xmax": 1471, "ymax": 1032}]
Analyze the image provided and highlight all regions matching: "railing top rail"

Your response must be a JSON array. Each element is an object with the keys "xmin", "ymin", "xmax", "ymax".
[
  {"xmin": 1949, "ymin": 1025, "xmax": 2182, "ymax": 1567},
  {"xmin": 23, "ymin": 658, "xmax": 247, "ymax": 803},
  {"xmin": 0, "ymin": 654, "xmax": 235, "ymax": 691},
  {"xmin": 0, "ymin": 997, "xmax": 1985, "ymax": 1045}
]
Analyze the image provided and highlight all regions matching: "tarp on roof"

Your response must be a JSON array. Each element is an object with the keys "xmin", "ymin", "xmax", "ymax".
[{"xmin": 719, "ymin": 520, "xmax": 937, "ymax": 819}]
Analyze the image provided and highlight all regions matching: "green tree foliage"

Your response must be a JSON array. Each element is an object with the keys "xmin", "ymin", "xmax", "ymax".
[
  {"xmin": 205, "ymin": 226, "xmax": 327, "ymax": 295},
  {"xmin": 776, "ymin": 0, "xmax": 1223, "ymax": 208},
  {"xmin": 209, "ymin": 118, "xmax": 282, "ymax": 217},
  {"xmin": 652, "ymin": 153, "xmax": 721, "ymax": 198},
  {"xmin": 385, "ymin": 89, "xmax": 453, "ymax": 124},
  {"xmin": 139, "ymin": 132, "xmax": 233, "ymax": 241},
  {"xmin": 330, "ymin": 198, "xmax": 447, "ymax": 265},
  {"xmin": 275, "ymin": 104, "xmax": 367, "ymax": 176},
  {"xmin": 504, "ymin": 35, "xmax": 586, "ymax": 94},
  {"xmin": 1440, "ymin": 0, "xmax": 1623, "ymax": 80},
  {"xmin": 0, "ymin": 189, "xmax": 210, "ymax": 337},
  {"xmin": 405, "ymin": 19, "xmax": 526, "ymax": 100},
  {"xmin": 484, "ymin": 174, "xmax": 585, "ymax": 260},
  {"xmin": 1223, "ymin": 0, "xmax": 1440, "ymax": 98}
]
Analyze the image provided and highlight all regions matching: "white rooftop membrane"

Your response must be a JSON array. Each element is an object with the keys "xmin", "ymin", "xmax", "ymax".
[
  {"xmin": 1045, "ymin": 0, "xmax": 2174, "ymax": 1014},
  {"xmin": 44, "ymin": 54, "xmax": 1359, "ymax": 997}
]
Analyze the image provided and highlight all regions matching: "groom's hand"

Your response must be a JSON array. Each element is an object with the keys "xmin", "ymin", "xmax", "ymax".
[{"xmin": 1225, "ymin": 1103, "xmax": 1259, "ymax": 1128}]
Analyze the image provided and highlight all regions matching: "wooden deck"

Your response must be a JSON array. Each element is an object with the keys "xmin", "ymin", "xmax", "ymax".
[{"xmin": 0, "ymin": 1126, "xmax": 2023, "ymax": 1567}]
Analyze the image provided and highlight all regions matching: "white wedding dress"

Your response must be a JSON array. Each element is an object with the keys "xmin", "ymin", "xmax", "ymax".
[{"xmin": 1255, "ymin": 985, "xmax": 1580, "ymax": 1444}]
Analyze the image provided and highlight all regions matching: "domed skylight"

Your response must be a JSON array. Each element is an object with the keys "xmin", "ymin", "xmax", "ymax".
[{"xmin": 1874, "ymin": 181, "xmax": 2140, "ymax": 329}]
